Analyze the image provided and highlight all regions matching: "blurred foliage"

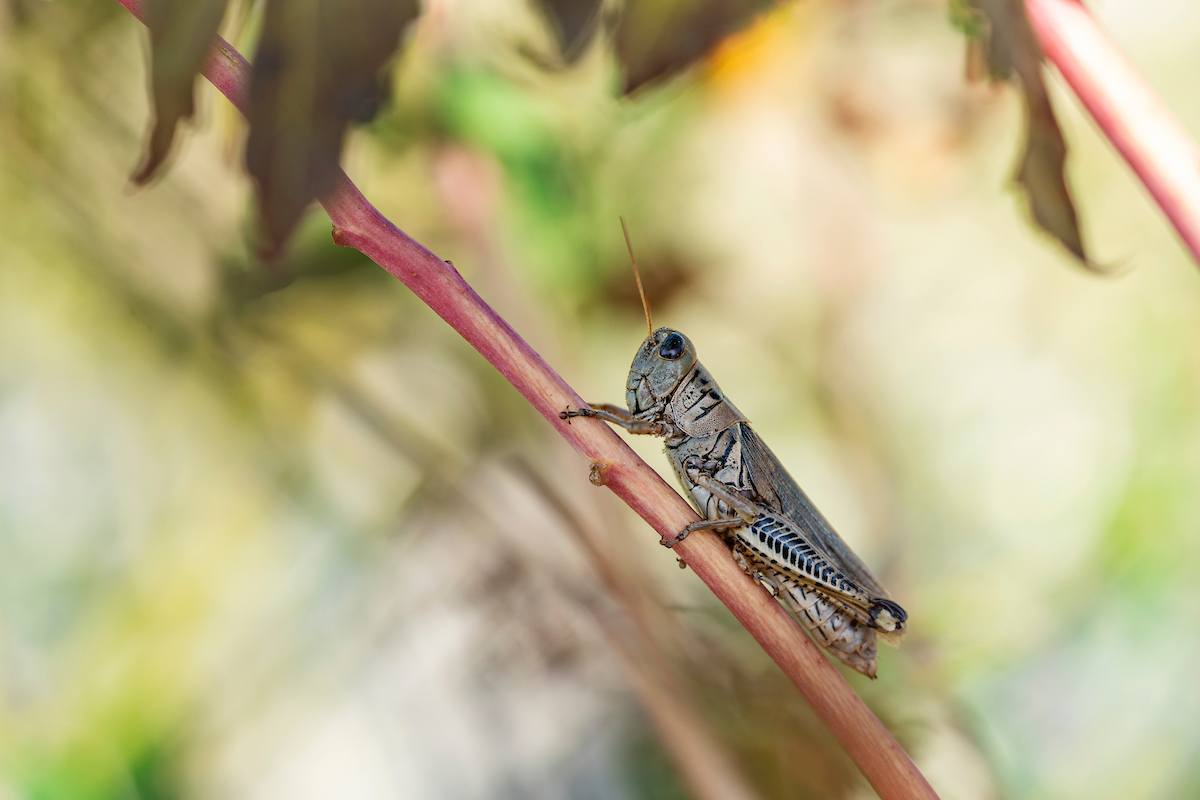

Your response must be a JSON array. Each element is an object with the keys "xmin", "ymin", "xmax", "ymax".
[
  {"xmin": 5, "ymin": 0, "xmax": 1200, "ymax": 799},
  {"xmin": 134, "ymin": 0, "xmax": 229, "ymax": 184},
  {"xmin": 534, "ymin": 0, "xmax": 775, "ymax": 92},
  {"xmin": 244, "ymin": 0, "xmax": 420, "ymax": 251},
  {"xmin": 965, "ymin": 0, "xmax": 1092, "ymax": 268},
  {"xmin": 136, "ymin": 0, "xmax": 775, "ymax": 252}
]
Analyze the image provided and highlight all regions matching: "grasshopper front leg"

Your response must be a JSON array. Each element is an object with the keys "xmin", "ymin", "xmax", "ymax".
[{"xmin": 560, "ymin": 403, "xmax": 666, "ymax": 436}]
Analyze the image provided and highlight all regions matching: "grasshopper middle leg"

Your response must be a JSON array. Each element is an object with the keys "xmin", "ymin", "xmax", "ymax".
[{"xmin": 661, "ymin": 516, "xmax": 743, "ymax": 548}]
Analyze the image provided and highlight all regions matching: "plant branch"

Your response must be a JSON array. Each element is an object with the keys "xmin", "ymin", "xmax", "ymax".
[
  {"xmin": 114, "ymin": 1, "xmax": 937, "ymax": 797},
  {"xmin": 1026, "ymin": 0, "xmax": 1200, "ymax": 266}
]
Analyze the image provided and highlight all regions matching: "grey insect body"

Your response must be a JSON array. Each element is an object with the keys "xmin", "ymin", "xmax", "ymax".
[{"xmin": 564, "ymin": 327, "xmax": 907, "ymax": 678}]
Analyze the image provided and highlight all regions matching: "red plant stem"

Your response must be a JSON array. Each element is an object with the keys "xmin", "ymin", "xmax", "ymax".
[
  {"xmin": 1027, "ymin": 0, "xmax": 1200, "ymax": 264},
  {"xmin": 114, "ymin": 1, "xmax": 938, "ymax": 797}
]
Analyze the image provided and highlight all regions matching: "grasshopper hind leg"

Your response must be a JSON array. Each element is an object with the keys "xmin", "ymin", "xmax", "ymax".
[{"xmin": 732, "ymin": 546, "xmax": 879, "ymax": 678}]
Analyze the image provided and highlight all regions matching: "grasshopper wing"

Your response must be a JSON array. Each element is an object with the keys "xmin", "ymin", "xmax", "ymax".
[{"xmin": 738, "ymin": 424, "xmax": 890, "ymax": 601}]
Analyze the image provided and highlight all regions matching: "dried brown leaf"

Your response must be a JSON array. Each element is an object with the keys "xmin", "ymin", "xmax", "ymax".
[
  {"xmin": 615, "ymin": 0, "xmax": 774, "ymax": 94},
  {"xmin": 971, "ymin": 0, "xmax": 1095, "ymax": 268},
  {"xmin": 536, "ymin": 0, "xmax": 607, "ymax": 64},
  {"xmin": 133, "ymin": 0, "xmax": 229, "ymax": 184},
  {"xmin": 245, "ymin": 0, "xmax": 418, "ymax": 254},
  {"xmin": 532, "ymin": 0, "xmax": 773, "ymax": 94}
]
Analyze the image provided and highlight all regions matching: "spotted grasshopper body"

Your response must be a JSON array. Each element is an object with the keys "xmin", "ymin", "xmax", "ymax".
[{"xmin": 563, "ymin": 327, "xmax": 906, "ymax": 677}]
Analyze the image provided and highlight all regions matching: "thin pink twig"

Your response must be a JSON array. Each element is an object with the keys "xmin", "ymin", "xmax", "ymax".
[
  {"xmin": 113, "ymin": 1, "xmax": 938, "ymax": 797},
  {"xmin": 1027, "ymin": 0, "xmax": 1200, "ymax": 265}
]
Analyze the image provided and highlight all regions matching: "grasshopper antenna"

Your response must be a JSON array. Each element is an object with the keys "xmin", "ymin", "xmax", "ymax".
[{"xmin": 620, "ymin": 217, "xmax": 653, "ymax": 336}]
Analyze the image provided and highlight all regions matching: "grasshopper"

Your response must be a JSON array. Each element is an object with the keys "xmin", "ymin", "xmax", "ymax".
[{"xmin": 561, "ymin": 226, "xmax": 906, "ymax": 678}]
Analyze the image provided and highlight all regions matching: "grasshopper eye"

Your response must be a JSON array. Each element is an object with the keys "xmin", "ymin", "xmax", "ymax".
[{"xmin": 659, "ymin": 332, "xmax": 685, "ymax": 360}]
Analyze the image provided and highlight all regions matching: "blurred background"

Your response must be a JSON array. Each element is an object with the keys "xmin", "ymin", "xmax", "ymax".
[{"xmin": 3, "ymin": 0, "xmax": 1200, "ymax": 798}]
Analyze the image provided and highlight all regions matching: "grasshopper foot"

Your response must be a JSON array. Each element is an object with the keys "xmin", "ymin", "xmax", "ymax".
[
  {"xmin": 659, "ymin": 529, "xmax": 689, "ymax": 549},
  {"xmin": 753, "ymin": 571, "xmax": 780, "ymax": 597}
]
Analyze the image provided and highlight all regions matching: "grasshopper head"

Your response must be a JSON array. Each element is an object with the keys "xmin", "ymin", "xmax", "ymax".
[{"xmin": 626, "ymin": 327, "xmax": 698, "ymax": 413}]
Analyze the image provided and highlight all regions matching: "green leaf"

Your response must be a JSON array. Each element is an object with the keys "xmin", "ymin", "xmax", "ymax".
[
  {"xmin": 133, "ymin": 0, "xmax": 229, "ymax": 184},
  {"xmin": 948, "ymin": 0, "xmax": 987, "ymax": 40},
  {"xmin": 245, "ymin": 0, "xmax": 419, "ymax": 254},
  {"xmin": 969, "ymin": 0, "xmax": 1094, "ymax": 268}
]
